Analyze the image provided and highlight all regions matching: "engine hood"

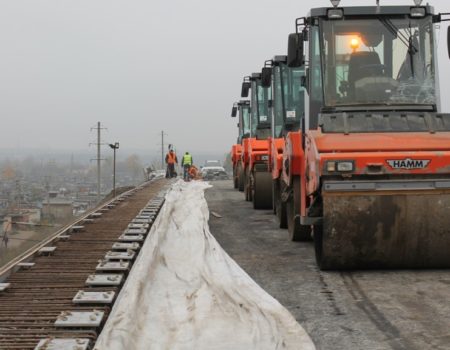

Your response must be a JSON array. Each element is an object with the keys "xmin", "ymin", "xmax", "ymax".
[{"xmin": 310, "ymin": 131, "xmax": 450, "ymax": 153}]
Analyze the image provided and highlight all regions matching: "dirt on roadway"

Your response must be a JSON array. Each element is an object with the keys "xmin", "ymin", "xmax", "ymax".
[{"xmin": 205, "ymin": 180, "xmax": 450, "ymax": 350}]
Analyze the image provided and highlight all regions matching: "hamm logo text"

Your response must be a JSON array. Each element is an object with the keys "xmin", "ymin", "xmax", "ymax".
[{"xmin": 386, "ymin": 158, "xmax": 430, "ymax": 170}]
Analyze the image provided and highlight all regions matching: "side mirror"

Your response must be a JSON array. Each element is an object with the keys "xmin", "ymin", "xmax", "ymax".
[
  {"xmin": 287, "ymin": 33, "xmax": 304, "ymax": 68},
  {"xmin": 241, "ymin": 82, "xmax": 251, "ymax": 97},
  {"xmin": 261, "ymin": 67, "xmax": 272, "ymax": 87},
  {"xmin": 448, "ymin": 26, "xmax": 450, "ymax": 59},
  {"xmin": 231, "ymin": 105, "xmax": 237, "ymax": 118}
]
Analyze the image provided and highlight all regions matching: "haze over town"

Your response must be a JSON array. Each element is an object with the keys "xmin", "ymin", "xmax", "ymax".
[{"xmin": 1, "ymin": 0, "xmax": 450, "ymax": 162}]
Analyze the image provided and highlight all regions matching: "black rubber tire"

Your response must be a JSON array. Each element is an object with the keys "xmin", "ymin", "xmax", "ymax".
[
  {"xmin": 286, "ymin": 176, "xmax": 312, "ymax": 241},
  {"xmin": 238, "ymin": 163, "xmax": 245, "ymax": 192},
  {"xmin": 275, "ymin": 180, "xmax": 288, "ymax": 229},
  {"xmin": 272, "ymin": 180, "xmax": 277, "ymax": 215},
  {"xmin": 253, "ymin": 172, "xmax": 273, "ymax": 210},
  {"xmin": 244, "ymin": 168, "xmax": 252, "ymax": 202},
  {"xmin": 233, "ymin": 174, "xmax": 238, "ymax": 189}
]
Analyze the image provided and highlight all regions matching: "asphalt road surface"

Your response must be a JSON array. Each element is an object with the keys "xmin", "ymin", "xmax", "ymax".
[{"xmin": 205, "ymin": 180, "xmax": 450, "ymax": 350}]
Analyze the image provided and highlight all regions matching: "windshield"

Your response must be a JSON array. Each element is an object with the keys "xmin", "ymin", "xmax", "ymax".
[
  {"xmin": 251, "ymin": 80, "xmax": 271, "ymax": 136},
  {"xmin": 321, "ymin": 16, "xmax": 436, "ymax": 107},
  {"xmin": 239, "ymin": 105, "xmax": 251, "ymax": 137},
  {"xmin": 273, "ymin": 64, "xmax": 304, "ymax": 137}
]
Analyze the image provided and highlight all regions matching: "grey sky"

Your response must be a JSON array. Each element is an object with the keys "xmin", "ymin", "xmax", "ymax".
[{"xmin": 1, "ymin": 0, "xmax": 450, "ymax": 157}]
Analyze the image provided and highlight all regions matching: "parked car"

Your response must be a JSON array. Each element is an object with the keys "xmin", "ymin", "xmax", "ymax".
[{"xmin": 201, "ymin": 166, "xmax": 229, "ymax": 180}]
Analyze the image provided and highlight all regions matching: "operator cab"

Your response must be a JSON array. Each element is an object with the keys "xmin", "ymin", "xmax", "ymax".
[
  {"xmin": 288, "ymin": 3, "xmax": 450, "ymax": 132},
  {"xmin": 238, "ymin": 100, "xmax": 251, "ymax": 143},
  {"xmin": 322, "ymin": 10, "xmax": 435, "ymax": 108},
  {"xmin": 231, "ymin": 100, "xmax": 251, "ymax": 144},
  {"xmin": 266, "ymin": 55, "xmax": 306, "ymax": 138},
  {"xmin": 242, "ymin": 73, "xmax": 272, "ymax": 139}
]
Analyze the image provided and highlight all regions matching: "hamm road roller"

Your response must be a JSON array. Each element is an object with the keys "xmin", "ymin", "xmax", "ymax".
[
  {"xmin": 241, "ymin": 73, "xmax": 273, "ymax": 209},
  {"xmin": 230, "ymin": 100, "xmax": 251, "ymax": 191},
  {"xmin": 285, "ymin": 1, "xmax": 450, "ymax": 269},
  {"xmin": 260, "ymin": 56, "xmax": 306, "ymax": 229}
]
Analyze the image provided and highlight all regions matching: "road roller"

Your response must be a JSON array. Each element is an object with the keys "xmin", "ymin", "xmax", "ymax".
[
  {"xmin": 230, "ymin": 100, "xmax": 251, "ymax": 191},
  {"xmin": 240, "ymin": 73, "xmax": 273, "ymax": 209},
  {"xmin": 260, "ymin": 56, "xmax": 306, "ymax": 232},
  {"xmin": 285, "ymin": 1, "xmax": 450, "ymax": 269}
]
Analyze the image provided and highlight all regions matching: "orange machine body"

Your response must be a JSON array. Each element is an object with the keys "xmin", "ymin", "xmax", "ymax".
[
  {"xmin": 247, "ymin": 138, "xmax": 270, "ymax": 172},
  {"xmin": 282, "ymin": 131, "xmax": 304, "ymax": 186},
  {"xmin": 231, "ymin": 144, "xmax": 242, "ymax": 168},
  {"xmin": 241, "ymin": 137, "xmax": 252, "ymax": 167},
  {"xmin": 268, "ymin": 137, "xmax": 285, "ymax": 180},
  {"xmin": 298, "ymin": 130, "xmax": 450, "ymax": 218},
  {"xmin": 231, "ymin": 143, "xmax": 243, "ymax": 186}
]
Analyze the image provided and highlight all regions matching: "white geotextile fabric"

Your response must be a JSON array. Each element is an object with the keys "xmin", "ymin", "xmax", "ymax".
[{"xmin": 94, "ymin": 180, "xmax": 315, "ymax": 350}]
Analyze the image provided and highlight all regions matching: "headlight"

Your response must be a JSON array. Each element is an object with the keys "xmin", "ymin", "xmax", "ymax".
[
  {"xmin": 337, "ymin": 161, "xmax": 353, "ymax": 172},
  {"xmin": 327, "ymin": 161, "xmax": 336, "ymax": 172},
  {"xmin": 256, "ymin": 155, "xmax": 269, "ymax": 161},
  {"xmin": 327, "ymin": 8, "xmax": 343, "ymax": 19},
  {"xmin": 410, "ymin": 7, "xmax": 426, "ymax": 18},
  {"xmin": 326, "ymin": 160, "xmax": 354, "ymax": 173}
]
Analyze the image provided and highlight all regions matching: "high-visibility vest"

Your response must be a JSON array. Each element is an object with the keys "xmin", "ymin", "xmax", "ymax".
[
  {"xmin": 182, "ymin": 154, "xmax": 192, "ymax": 166},
  {"xmin": 167, "ymin": 152, "xmax": 176, "ymax": 164}
]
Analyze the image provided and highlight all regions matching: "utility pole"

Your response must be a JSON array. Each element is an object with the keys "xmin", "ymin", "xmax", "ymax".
[
  {"xmin": 160, "ymin": 130, "xmax": 169, "ymax": 170},
  {"xmin": 96, "ymin": 122, "xmax": 101, "ymax": 202},
  {"xmin": 90, "ymin": 122, "xmax": 106, "ymax": 203},
  {"xmin": 157, "ymin": 131, "xmax": 169, "ymax": 170}
]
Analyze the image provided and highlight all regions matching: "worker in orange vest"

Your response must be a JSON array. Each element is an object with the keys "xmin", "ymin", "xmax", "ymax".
[{"xmin": 165, "ymin": 149, "xmax": 178, "ymax": 178}]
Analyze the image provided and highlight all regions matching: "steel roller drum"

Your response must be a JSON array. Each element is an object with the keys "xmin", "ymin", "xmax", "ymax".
[{"xmin": 315, "ymin": 190, "xmax": 450, "ymax": 269}]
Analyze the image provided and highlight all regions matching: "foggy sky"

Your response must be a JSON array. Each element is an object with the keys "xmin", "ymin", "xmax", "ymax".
[{"xmin": 1, "ymin": 0, "xmax": 450, "ymax": 158}]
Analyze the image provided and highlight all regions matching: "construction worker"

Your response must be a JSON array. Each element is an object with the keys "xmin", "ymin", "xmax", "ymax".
[
  {"xmin": 181, "ymin": 152, "xmax": 193, "ymax": 181},
  {"xmin": 165, "ymin": 149, "xmax": 178, "ymax": 178}
]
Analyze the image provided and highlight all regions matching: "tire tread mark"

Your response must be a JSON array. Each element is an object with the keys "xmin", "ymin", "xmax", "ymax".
[{"xmin": 341, "ymin": 272, "xmax": 418, "ymax": 350}]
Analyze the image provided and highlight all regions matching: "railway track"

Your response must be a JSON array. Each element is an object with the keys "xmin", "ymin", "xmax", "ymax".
[{"xmin": 0, "ymin": 178, "xmax": 169, "ymax": 350}]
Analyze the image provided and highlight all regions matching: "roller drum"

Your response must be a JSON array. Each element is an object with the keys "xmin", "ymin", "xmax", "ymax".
[
  {"xmin": 316, "ymin": 192, "xmax": 450, "ymax": 269},
  {"xmin": 253, "ymin": 171, "xmax": 273, "ymax": 209}
]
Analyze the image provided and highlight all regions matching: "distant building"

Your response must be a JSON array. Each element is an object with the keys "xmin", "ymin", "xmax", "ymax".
[
  {"xmin": 42, "ymin": 198, "xmax": 73, "ymax": 221},
  {"xmin": 48, "ymin": 191, "xmax": 59, "ymax": 198},
  {"xmin": 3, "ymin": 209, "xmax": 41, "ymax": 232},
  {"xmin": 17, "ymin": 209, "xmax": 41, "ymax": 223}
]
